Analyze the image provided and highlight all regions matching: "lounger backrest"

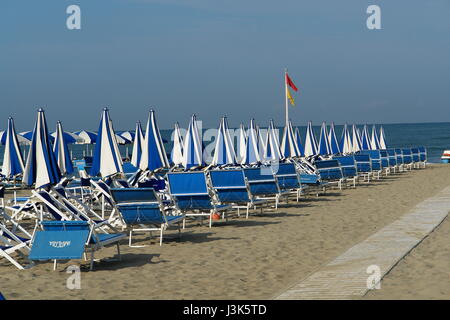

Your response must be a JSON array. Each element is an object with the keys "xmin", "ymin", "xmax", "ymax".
[
  {"xmin": 353, "ymin": 154, "xmax": 372, "ymax": 173},
  {"xmin": 209, "ymin": 169, "xmax": 251, "ymax": 203},
  {"xmin": 418, "ymin": 146, "xmax": 427, "ymax": 161},
  {"xmin": 243, "ymin": 167, "xmax": 280, "ymax": 196},
  {"xmin": 114, "ymin": 203, "xmax": 163, "ymax": 225},
  {"xmin": 402, "ymin": 148, "xmax": 412, "ymax": 164},
  {"xmin": 411, "ymin": 148, "xmax": 420, "ymax": 162},
  {"xmin": 333, "ymin": 156, "xmax": 357, "ymax": 178},
  {"xmin": 379, "ymin": 150, "xmax": 389, "ymax": 167},
  {"xmin": 394, "ymin": 148, "xmax": 404, "ymax": 164},
  {"xmin": 360, "ymin": 150, "xmax": 382, "ymax": 170},
  {"xmin": 299, "ymin": 173, "xmax": 320, "ymax": 185},
  {"xmin": 167, "ymin": 172, "xmax": 213, "ymax": 210},
  {"xmin": 386, "ymin": 149, "xmax": 397, "ymax": 166},
  {"xmin": 37, "ymin": 191, "xmax": 66, "ymax": 221},
  {"xmin": 314, "ymin": 160, "xmax": 343, "ymax": 181},
  {"xmin": 273, "ymin": 163, "xmax": 301, "ymax": 190},
  {"xmin": 110, "ymin": 188, "xmax": 159, "ymax": 205}
]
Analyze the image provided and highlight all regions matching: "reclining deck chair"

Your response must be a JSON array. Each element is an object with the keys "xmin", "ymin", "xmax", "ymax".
[
  {"xmin": 167, "ymin": 171, "xmax": 230, "ymax": 228},
  {"xmin": 298, "ymin": 173, "xmax": 328, "ymax": 195},
  {"xmin": 411, "ymin": 147, "xmax": 421, "ymax": 169},
  {"xmin": 386, "ymin": 149, "xmax": 398, "ymax": 173},
  {"xmin": 360, "ymin": 150, "xmax": 382, "ymax": 179},
  {"xmin": 29, "ymin": 220, "xmax": 125, "ymax": 270},
  {"xmin": 0, "ymin": 221, "xmax": 32, "ymax": 270},
  {"xmin": 314, "ymin": 159, "xmax": 344, "ymax": 190},
  {"xmin": 332, "ymin": 156, "xmax": 358, "ymax": 188},
  {"xmin": 418, "ymin": 146, "xmax": 427, "ymax": 168},
  {"xmin": 242, "ymin": 167, "xmax": 289, "ymax": 209},
  {"xmin": 354, "ymin": 154, "xmax": 373, "ymax": 182},
  {"xmin": 394, "ymin": 148, "xmax": 405, "ymax": 172},
  {"xmin": 379, "ymin": 150, "xmax": 391, "ymax": 176},
  {"xmin": 109, "ymin": 188, "xmax": 184, "ymax": 247},
  {"xmin": 208, "ymin": 169, "xmax": 266, "ymax": 219},
  {"xmin": 401, "ymin": 148, "xmax": 414, "ymax": 171},
  {"xmin": 272, "ymin": 163, "xmax": 304, "ymax": 202}
]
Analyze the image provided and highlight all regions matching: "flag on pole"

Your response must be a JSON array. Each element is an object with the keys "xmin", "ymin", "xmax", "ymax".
[
  {"xmin": 286, "ymin": 87, "xmax": 295, "ymax": 106},
  {"xmin": 286, "ymin": 73, "xmax": 298, "ymax": 91}
]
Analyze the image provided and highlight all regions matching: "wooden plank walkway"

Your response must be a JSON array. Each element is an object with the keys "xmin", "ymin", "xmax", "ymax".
[{"xmin": 274, "ymin": 186, "xmax": 450, "ymax": 300}]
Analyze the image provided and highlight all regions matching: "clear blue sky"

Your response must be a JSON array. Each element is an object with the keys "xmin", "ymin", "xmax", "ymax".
[{"xmin": 1, "ymin": 0, "xmax": 449, "ymax": 131}]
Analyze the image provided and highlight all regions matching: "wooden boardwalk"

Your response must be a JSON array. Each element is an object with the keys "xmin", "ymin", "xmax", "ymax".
[{"xmin": 274, "ymin": 186, "xmax": 450, "ymax": 300}]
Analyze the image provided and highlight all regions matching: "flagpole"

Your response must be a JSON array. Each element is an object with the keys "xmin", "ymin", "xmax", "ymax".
[{"xmin": 284, "ymin": 68, "xmax": 288, "ymax": 127}]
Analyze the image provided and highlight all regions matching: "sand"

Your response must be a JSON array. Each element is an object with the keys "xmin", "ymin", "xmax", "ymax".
[
  {"xmin": 364, "ymin": 212, "xmax": 450, "ymax": 299},
  {"xmin": 1, "ymin": 164, "xmax": 450, "ymax": 300}
]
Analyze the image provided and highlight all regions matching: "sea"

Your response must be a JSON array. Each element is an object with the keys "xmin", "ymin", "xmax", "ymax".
[{"xmin": 0, "ymin": 122, "xmax": 449, "ymax": 166}]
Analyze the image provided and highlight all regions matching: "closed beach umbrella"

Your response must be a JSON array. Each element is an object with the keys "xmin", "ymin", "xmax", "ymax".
[
  {"xmin": 2, "ymin": 117, "xmax": 25, "ymax": 178},
  {"xmin": 236, "ymin": 123, "xmax": 247, "ymax": 163},
  {"xmin": 328, "ymin": 122, "xmax": 340, "ymax": 154},
  {"xmin": 140, "ymin": 110, "xmax": 169, "ymax": 171},
  {"xmin": 76, "ymin": 130, "xmax": 97, "ymax": 144},
  {"xmin": 360, "ymin": 124, "xmax": 371, "ymax": 150},
  {"xmin": 280, "ymin": 120, "xmax": 300, "ymax": 158},
  {"xmin": 53, "ymin": 121, "xmax": 74, "ymax": 176},
  {"xmin": 318, "ymin": 122, "xmax": 331, "ymax": 155},
  {"xmin": 294, "ymin": 127, "xmax": 304, "ymax": 156},
  {"xmin": 256, "ymin": 125, "xmax": 266, "ymax": 161},
  {"xmin": 264, "ymin": 119, "xmax": 282, "ymax": 160},
  {"xmin": 90, "ymin": 108, "xmax": 123, "ymax": 178},
  {"xmin": 304, "ymin": 121, "xmax": 318, "ymax": 157},
  {"xmin": 130, "ymin": 121, "xmax": 144, "ymax": 167},
  {"xmin": 340, "ymin": 123, "xmax": 352, "ymax": 154},
  {"xmin": 212, "ymin": 117, "xmax": 236, "ymax": 165},
  {"xmin": 182, "ymin": 114, "xmax": 205, "ymax": 169},
  {"xmin": 370, "ymin": 125, "xmax": 381, "ymax": 150},
  {"xmin": 23, "ymin": 109, "xmax": 61, "ymax": 188},
  {"xmin": 379, "ymin": 126, "xmax": 387, "ymax": 149},
  {"xmin": 241, "ymin": 119, "xmax": 260, "ymax": 165},
  {"xmin": 351, "ymin": 124, "xmax": 362, "ymax": 153},
  {"xmin": 170, "ymin": 122, "xmax": 184, "ymax": 166}
]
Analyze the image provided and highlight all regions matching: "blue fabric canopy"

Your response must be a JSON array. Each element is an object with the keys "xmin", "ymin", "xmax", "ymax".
[
  {"xmin": 1, "ymin": 117, "xmax": 25, "ymax": 178},
  {"xmin": 139, "ymin": 110, "xmax": 169, "ymax": 171}
]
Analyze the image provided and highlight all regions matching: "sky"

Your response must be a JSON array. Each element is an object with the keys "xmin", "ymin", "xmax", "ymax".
[{"xmin": 1, "ymin": 0, "xmax": 449, "ymax": 131}]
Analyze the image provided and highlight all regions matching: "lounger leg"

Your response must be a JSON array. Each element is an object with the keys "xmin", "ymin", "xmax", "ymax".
[
  {"xmin": 237, "ymin": 207, "xmax": 240, "ymax": 217},
  {"xmin": 246, "ymin": 205, "xmax": 249, "ymax": 219},
  {"xmin": 116, "ymin": 243, "xmax": 121, "ymax": 260},
  {"xmin": 209, "ymin": 213, "xmax": 212, "ymax": 228},
  {"xmin": 1, "ymin": 252, "xmax": 25, "ymax": 270},
  {"xmin": 129, "ymin": 230, "xmax": 133, "ymax": 247},
  {"xmin": 53, "ymin": 260, "xmax": 57, "ymax": 271},
  {"xmin": 90, "ymin": 248, "xmax": 95, "ymax": 271},
  {"xmin": 160, "ymin": 228, "xmax": 163, "ymax": 246},
  {"xmin": 182, "ymin": 218, "xmax": 186, "ymax": 229}
]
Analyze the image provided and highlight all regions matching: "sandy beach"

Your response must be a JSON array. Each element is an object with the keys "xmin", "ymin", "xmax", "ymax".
[{"xmin": 1, "ymin": 164, "xmax": 450, "ymax": 300}]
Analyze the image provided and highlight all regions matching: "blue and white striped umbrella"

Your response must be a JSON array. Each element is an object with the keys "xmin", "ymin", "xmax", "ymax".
[
  {"xmin": 50, "ymin": 131, "xmax": 81, "ymax": 144},
  {"xmin": 280, "ymin": 120, "xmax": 300, "ymax": 158},
  {"xmin": 90, "ymin": 108, "xmax": 123, "ymax": 178},
  {"xmin": 140, "ymin": 110, "xmax": 169, "ymax": 171},
  {"xmin": 212, "ymin": 116, "xmax": 236, "ymax": 165},
  {"xmin": 120, "ymin": 131, "xmax": 135, "ymax": 142},
  {"xmin": 53, "ymin": 121, "xmax": 74, "ymax": 176},
  {"xmin": 241, "ymin": 119, "xmax": 260, "ymax": 165},
  {"xmin": 379, "ymin": 126, "xmax": 387, "ymax": 149},
  {"xmin": 370, "ymin": 124, "xmax": 381, "ymax": 150},
  {"xmin": 318, "ymin": 122, "xmax": 331, "ymax": 155},
  {"xmin": 351, "ymin": 124, "xmax": 362, "ymax": 153},
  {"xmin": 294, "ymin": 127, "xmax": 304, "ymax": 157},
  {"xmin": 75, "ymin": 130, "xmax": 97, "ymax": 144},
  {"xmin": 340, "ymin": 123, "xmax": 352, "ymax": 154},
  {"xmin": 328, "ymin": 122, "xmax": 340, "ymax": 154},
  {"xmin": 1, "ymin": 117, "xmax": 25, "ymax": 178},
  {"xmin": 304, "ymin": 121, "xmax": 318, "ymax": 157},
  {"xmin": 130, "ymin": 121, "xmax": 144, "ymax": 167},
  {"xmin": 170, "ymin": 122, "xmax": 184, "ymax": 166},
  {"xmin": 264, "ymin": 119, "xmax": 282, "ymax": 160},
  {"xmin": 360, "ymin": 124, "xmax": 371, "ymax": 150},
  {"xmin": 0, "ymin": 129, "xmax": 30, "ymax": 146},
  {"xmin": 236, "ymin": 123, "xmax": 247, "ymax": 163},
  {"xmin": 256, "ymin": 125, "xmax": 266, "ymax": 161},
  {"xmin": 23, "ymin": 109, "xmax": 61, "ymax": 188},
  {"xmin": 182, "ymin": 114, "xmax": 205, "ymax": 169}
]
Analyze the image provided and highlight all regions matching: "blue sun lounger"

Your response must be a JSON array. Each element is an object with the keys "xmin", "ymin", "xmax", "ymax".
[
  {"xmin": 208, "ymin": 169, "xmax": 266, "ymax": 219},
  {"xmin": 379, "ymin": 150, "xmax": 391, "ymax": 176},
  {"xmin": 386, "ymin": 149, "xmax": 398, "ymax": 173},
  {"xmin": 411, "ymin": 147, "xmax": 421, "ymax": 169},
  {"xmin": 354, "ymin": 154, "xmax": 373, "ymax": 182},
  {"xmin": 109, "ymin": 188, "xmax": 184, "ymax": 246},
  {"xmin": 332, "ymin": 156, "xmax": 358, "ymax": 188},
  {"xmin": 314, "ymin": 159, "xmax": 344, "ymax": 190},
  {"xmin": 242, "ymin": 167, "xmax": 289, "ymax": 209},
  {"xmin": 418, "ymin": 146, "xmax": 427, "ymax": 168},
  {"xmin": 402, "ymin": 148, "xmax": 413, "ymax": 170},
  {"xmin": 167, "ymin": 171, "xmax": 230, "ymax": 228},
  {"xmin": 29, "ymin": 220, "xmax": 125, "ymax": 270},
  {"xmin": 1, "ymin": 222, "xmax": 32, "ymax": 270},
  {"xmin": 298, "ymin": 173, "xmax": 328, "ymax": 195},
  {"xmin": 394, "ymin": 148, "xmax": 405, "ymax": 171},
  {"xmin": 272, "ymin": 163, "xmax": 304, "ymax": 202},
  {"xmin": 360, "ymin": 150, "xmax": 382, "ymax": 179}
]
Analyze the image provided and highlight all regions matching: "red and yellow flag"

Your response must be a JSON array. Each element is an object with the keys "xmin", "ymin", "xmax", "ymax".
[
  {"xmin": 285, "ymin": 72, "xmax": 298, "ymax": 106},
  {"xmin": 286, "ymin": 73, "xmax": 298, "ymax": 91},
  {"xmin": 286, "ymin": 87, "xmax": 295, "ymax": 106}
]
